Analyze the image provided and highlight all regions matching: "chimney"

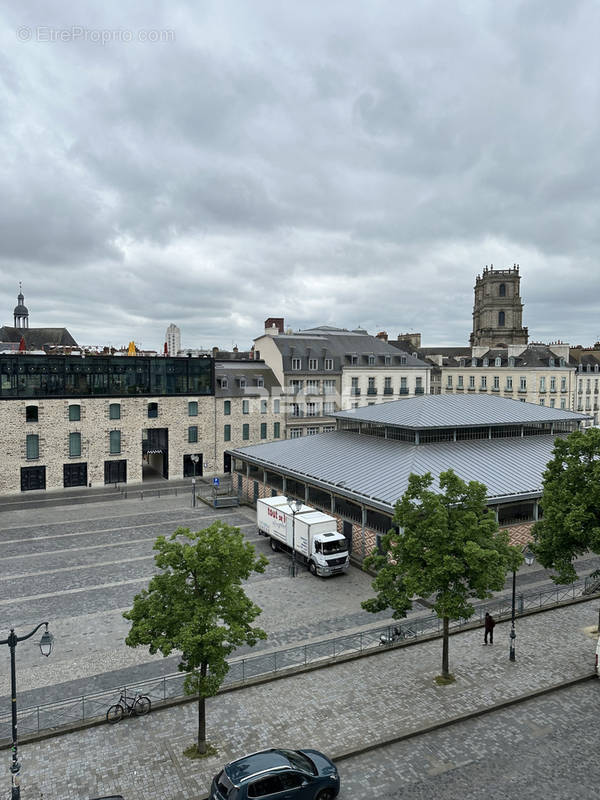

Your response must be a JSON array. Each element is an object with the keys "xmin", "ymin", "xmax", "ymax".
[
  {"xmin": 264, "ymin": 317, "xmax": 284, "ymax": 335},
  {"xmin": 376, "ymin": 331, "xmax": 388, "ymax": 342}
]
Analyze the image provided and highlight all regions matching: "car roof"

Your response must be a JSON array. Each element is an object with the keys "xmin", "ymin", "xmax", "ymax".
[{"xmin": 225, "ymin": 749, "xmax": 292, "ymax": 785}]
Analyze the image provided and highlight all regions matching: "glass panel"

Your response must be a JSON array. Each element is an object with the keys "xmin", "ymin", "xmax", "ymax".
[
  {"xmin": 26, "ymin": 434, "xmax": 39, "ymax": 459},
  {"xmin": 68, "ymin": 404, "xmax": 80, "ymax": 421},
  {"xmin": 69, "ymin": 432, "xmax": 81, "ymax": 457},
  {"xmin": 224, "ymin": 424, "xmax": 231, "ymax": 441},
  {"xmin": 109, "ymin": 430, "xmax": 121, "ymax": 454},
  {"xmin": 188, "ymin": 425, "xmax": 198, "ymax": 443},
  {"xmin": 188, "ymin": 401, "xmax": 198, "ymax": 416},
  {"xmin": 109, "ymin": 403, "xmax": 121, "ymax": 419},
  {"xmin": 224, "ymin": 400, "xmax": 231, "ymax": 415}
]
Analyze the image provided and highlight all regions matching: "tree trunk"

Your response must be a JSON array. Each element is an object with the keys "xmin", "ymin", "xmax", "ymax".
[
  {"xmin": 441, "ymin": 616, "xmax": 450, "ymax": 678},
  {"xmin": 197, "ymin": 663, "xmax": 207, "ymax": 754}
]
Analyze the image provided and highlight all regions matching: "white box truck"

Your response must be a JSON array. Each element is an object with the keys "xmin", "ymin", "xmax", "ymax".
[{"xmin": 257, "ymin": 496, "xmax": 350, "ymax": 577}]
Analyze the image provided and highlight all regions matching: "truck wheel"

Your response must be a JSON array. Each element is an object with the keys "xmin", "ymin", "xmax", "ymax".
[
  {"xmin": 270, "ymin": 538, "xmax": 278, "ymax": 552},
  {"xmin": 309, "ymin": 561, "xmax": 317, "ymax": 575}
]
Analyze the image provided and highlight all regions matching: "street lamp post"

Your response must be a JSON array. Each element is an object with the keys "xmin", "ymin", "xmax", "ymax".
[
  {"xmin": 509, "ymin": 548, "xmax": 535, "ymax": 663},
  {"xmin": 0, "ymin": 622, "xmax": 53, "ymax": 799},
  {"xmin": 190, "ymin": 455, "xmax": 199, "ymax": 508},
  {"xmin": 286, "ymin": 496, "xmax": 303, "ymax": 577}
]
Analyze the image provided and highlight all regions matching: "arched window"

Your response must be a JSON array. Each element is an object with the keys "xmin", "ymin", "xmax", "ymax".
[
  {"xmin": 499, "ymin": 284, "xmax": 506, "ymax": 297},
  {"xmin": 498, "ymin": 311, "xmax": 505, "ymax": 327},
  {"xmin": 495, "ymin": 357, "xmax": 502, "ymax": 367}
]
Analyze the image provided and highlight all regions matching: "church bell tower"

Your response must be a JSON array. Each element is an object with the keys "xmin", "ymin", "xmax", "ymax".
[{"xmin": 470, "ymin": 265, "xmax": 528, "ymax": 348}]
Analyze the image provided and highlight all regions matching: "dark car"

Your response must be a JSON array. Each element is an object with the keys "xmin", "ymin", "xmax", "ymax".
[{"xmin": 210, "ymin": 747, "xmax": 340, "ymax": 800}]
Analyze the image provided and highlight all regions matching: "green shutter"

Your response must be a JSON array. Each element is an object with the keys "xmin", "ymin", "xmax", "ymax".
[
  {"xmin": 188, "ymin": 426, "xmax": 198, "ymax": 443},
  {"xmin": 224, "ymin": 424, "xmax": 231, "ymax": 442},
  {"xmin": 224, "ymin": 400, "xmax": 231, "ymax": 415},
  {"xmin": 68, "ymin": 405, "xmax": 80, "ymax": 421},
  {"xmin": 274, "ymin": 422, "xmax": 280, "ymax": 438},
  {"xmin": 109, "ymin": 403, "xmax": 121, "ymax": 420},
  {"xmin": 242, "ymin": 424, "xmax": 249, "ymax": 440},
  {"xmin": 26, "ymin": 434, "xmax": 39, "ymax": 459},
  {"xmin": 188, "ymin": 401, "xmax": 198, "ymax": 416},
  {"xmin": 69, "ymin": 432, "xmax": 81, "ymax": 457},
  {"xmin": 261, "ymin": 423, "xmax": 267, "ymax": 439},
  {"xmin": 109, "ymin": 430, "xmax": 121, "ymax": 454}
]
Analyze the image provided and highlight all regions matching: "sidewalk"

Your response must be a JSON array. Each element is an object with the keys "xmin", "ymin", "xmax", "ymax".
[{"xmin": 1, "ymin": 601, "xmax": 598, "ymax": 800}]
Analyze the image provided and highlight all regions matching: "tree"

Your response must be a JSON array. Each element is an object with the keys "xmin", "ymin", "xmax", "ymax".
[
  {"xmin": 532, "ymin": 427, "xmax": 600, "ymax": 584},
  {"xmin": 123, "ymin": 521, "xmax": 268, "ymax": 754},
  {"xmin": 363, "ymin": 469, "xmax": 522, "ymax": 680}
]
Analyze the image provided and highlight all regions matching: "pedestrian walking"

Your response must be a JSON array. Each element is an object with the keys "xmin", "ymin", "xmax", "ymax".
[{"xmin": 484, "ymin": 612, "xmax": 496, "ymax": 645}]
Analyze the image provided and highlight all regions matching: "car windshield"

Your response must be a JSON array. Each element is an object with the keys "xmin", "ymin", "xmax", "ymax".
[
  {"xmin": 322, "ymin": 537, "xmax": 347, "ymax": 555},
  {"xmin": 277, "ymin": 749, "xmax": 317, "ymax": 775}
]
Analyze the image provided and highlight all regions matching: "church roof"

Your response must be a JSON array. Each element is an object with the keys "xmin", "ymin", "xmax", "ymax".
[{"xmin": 0, "ymin": 327, "xmax": 78, "ymax": 349}]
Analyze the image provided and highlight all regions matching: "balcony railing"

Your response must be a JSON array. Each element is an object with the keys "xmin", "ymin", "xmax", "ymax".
[
  {"xmin": 415, "ymin": 387, "xmax": 425, "ymax": 394},
  {"xmin": 367, "ymin": 388, "xmax": 377, "ymax": 395},
  {"xmin": 399, "ymin": 387, "xmax": 409, "ymax": 395},
  {"xmin": 383, "ymin": 387, "xmax": 393, "ymax": 395}
]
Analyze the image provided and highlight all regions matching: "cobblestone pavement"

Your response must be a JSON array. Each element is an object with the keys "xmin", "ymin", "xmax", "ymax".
[
  {"xmin": 0, "ymin": 601, "xmax": 597, "ymax": 799},
  {"xmin": 338, "ymin": 679, "xmax": 600, "ymax": 799},
  {"xmin": 0, "ymin": 493, "xmax": 598, "ymax": 711}
]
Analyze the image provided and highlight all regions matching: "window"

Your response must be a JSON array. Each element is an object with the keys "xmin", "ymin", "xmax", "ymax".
[
  {"xmin": 325, "ymin": 358, "xmax": 333, "ymax": 370},
  {"xmin": 291, "ymin": 403, "xmax": 302, "ymax": 417},
  {"xmin": 550, "ymin": 376, "xmax": 556, "ymax": 392},
  {"xmin": 368, "ymin": 377, "xmax": 376, "ymax": 394},
  {"xmin": 109, "ymin": 430, "xmax": 121, "ymax": 454},
  {"xmin": 400, "ymin": 355, "xmax": 407, "ymax": 365},
  {"xmin": 308, "ymin": 358, "xmax": 318, "ymax": 370},
  {"xmin": 256, "ymin": 376, "xmax": 264, "ymax": 387},
  {"xmin": 508, "ymin": 356, "xmax": 515, "ymax": 367},
  {"xmin": 224, "ymin": 424, "xmax": 231, "ymax": 441},
  {"xmin": 273, "ymin": 422, "xmax": 280, "ymax": 438},
  {"xmin": 506, "ymin": 377, "xmax": 513, "ymax": 390},
  {"xmin": 458, "ymin": 375, "xmax": 464, "ymax": 388},
  {"xmin": 550, "ymin": 398, "xmax": 555, "ymax": 408},
  {"xmin": 324, "ymin": 379, "xmax": 336, "ymax": 394},
  {"xmin": 290, "ymin": 428, "xmax": 302, "ymax": 438},
  {"xmin": 539, "ymin": 377, "xmax": 546, "ymax": 392},
  {"xmin": 483, "ymin": 358, "xmax": 489, "ymax": 367},
  {"xmin": 323, "ymin": 401, "xmax": 335, "ymax": 414},
  {"xmin": 560, "ymin": 398, "xmax": 566, "ymax": 409},
  {"xmin": 306, "ymin": 379, "xmax": 320, "ymax": 392},
  {"xmin": 471, "ymin": 358, "xmax": 478, "ymax": 367},
  {"xmin": 495, "ymin": 356, "xmax": 502, "ymax": 367},
  {"xmin": 351, "ymin": 355, "xmax": 359, "ymax": 365},
  {"xmin": 498, "ymin": 311, "xmax": 505, "ymax": 326},
  {"xmin": 69, "ymin": 404, "xmax": 80, "ymax": 421},
  {"xmin": 493, "ymin": 376, "xmax": 499, "ymax": 390},
  {"xmin": 26, "ymin": 405, "xmax": 38, "ymax": 422},
  {"xmin": 469, "ymin": 375, "xmax": 475, "ymax": 389},
  {"xmin": 384, "ymin": 376, "xmax": 392, "ymax": 393},
  {"xmin": 274, "ymin": 399, "xmax": 280, "ymax": 413},
  {"xmin": 188, "ymin": 401, "xmax": 198, "ymax": 416},
  {"xmin": 290, "ymin": 379, "xmax": 303, "ymax": 393},
  {"xmin": 306, "ymin": 402, "xmax": 318, "ymax": 416},
  {"xmin": 239, "ymin": 377, "xmax": 246, "ymax": 389},
  {"xmin": 260, "ymin": 422, "xmax": 267, "ymax": 439},
  {"xmin": 242, "ymin": 399, "xmax": 249, "ymax": 414},
  {"xmin": 291, "ymin": 357, "xmax": 301, "ymax": 370},
  {"xmin": 539, "ymin": 398, "xmax": 545, "ymax": 406},
  {"xmin": 224, "ymin": 400, "xmax": 231, "ymax": 415},
  {"xmin": 578, "ymin": 379, "xmax": 583, "ymax": 393},
  {"xmin": 148, "ymin": 402, "xmax": 158, "ymax": 418},
  {"xmin": 384, "ymin": 355, "xmax": 391, "ymax": 365},
  {"xmin": 499, "ymin": 283, "xmax": 506, "ymax": 297},
  {"xmin": 480, "ymin": 376, "xmax": 487, "ymax": 389},
  {"xmin": 248, "ymin": 775, "xmax": 283, "ymax": 797},
  {"xmin": 69, "ymin": 432, "xmax": 81, "ymax": 457},
  {"xmin": 446, "ymin": 375, "xmax": 453, "ymax": 388},
  {"xmin": 261, "ymin": 399, "xmax": 267, "ymax": 414},
  {"xmin": 242, "ymin": 423, "xmax": 249, "ymax": 440},
  {"xmin": 351, "ymin": 376, "xmax": 360, "ymax": 395},
  {"xmin": 520, "ymin": 377, "xmax": 527, "ymax": 391},
  {"xmin": 306, "ymin": 426, "xmax": 319, "ymax": 435},
  {"xmin": 368, "ymin": 355, "xmax": 375, "ymax": 365},
  {"xmin": 400, "ymin": 377, "xmax": 407, "ymax": 392},
  {"xmin": 26, "ymin": 434, "xmax": 39, "ymax": 460},
  {"xmin": 188, "ymin": 426, "xmax": 198, "ymax": 443},
  {"xmin": 221, "ymin": 377, "xmax": 228, "ymax": 390},
  {"xmin": 561, "ymin": 377, "xmax": 567, "ymax": 391},
  {"xmin": 109, "ymin": 403, "xmax": 121, "ymax": 420},
  {"xmin": 415, "ymin": 377, "xmax": 423, "ymax": 392}
]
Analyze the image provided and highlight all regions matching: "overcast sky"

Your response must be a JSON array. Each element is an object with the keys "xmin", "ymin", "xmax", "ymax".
[{"xmin": 1, "ymin": 0, "xmax": 599, "ymax": 352}]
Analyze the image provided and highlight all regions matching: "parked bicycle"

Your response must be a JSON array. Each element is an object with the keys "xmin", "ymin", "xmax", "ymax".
[{"xmin": 106, "ymin": 689, "xmax": 151, "ymax": 723}]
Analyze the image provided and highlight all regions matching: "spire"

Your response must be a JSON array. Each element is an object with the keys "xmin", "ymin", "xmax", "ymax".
[{"xmin": 14, "ymin": 284, "xmax": 29, "ymax": 329}]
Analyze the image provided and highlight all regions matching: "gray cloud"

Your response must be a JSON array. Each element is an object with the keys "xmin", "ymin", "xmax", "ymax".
[{"xmin": 1, "ymin": 0, "xmax": 599, "ymax": 351}]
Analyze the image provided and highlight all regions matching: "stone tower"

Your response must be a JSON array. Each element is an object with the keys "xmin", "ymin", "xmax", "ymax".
[{"xmin": 470, "ymin": 264, "xmax": 528, "ymax": 348}]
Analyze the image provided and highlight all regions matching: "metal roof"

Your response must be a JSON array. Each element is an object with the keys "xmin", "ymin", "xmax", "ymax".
[
  {"xmin": 333, "ymin": 393, "xmax": 590, "ymax": 429},
  {"xmin": 229, "ymin": 429, "xmax": 562, "ymax": 512}
]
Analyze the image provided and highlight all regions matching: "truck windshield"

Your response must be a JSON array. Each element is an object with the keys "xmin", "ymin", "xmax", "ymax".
[{"xmin": 322, "ymin": 537, "xmax": 347, "ymax": 555}]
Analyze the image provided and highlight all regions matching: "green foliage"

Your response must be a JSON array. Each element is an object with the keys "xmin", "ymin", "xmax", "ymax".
[
  {"xmin": 363, "ymin": 469, "xmax": 522, "ymax": 623},
  {"xmin": 532, "ymin": 428, "xmax": 600, "ymax": 584},
  {"xmin": 124, "ymin": 521, "xmax": 268, "ymax": 699}
]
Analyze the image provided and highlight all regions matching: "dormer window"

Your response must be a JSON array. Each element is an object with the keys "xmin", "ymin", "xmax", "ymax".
[
  {"xmin": 508, "ymin": 356, "xmax": 515, "ymax": 367},
  {"xmin": 384, "ymin": 355, "xmax": 391, "ymax": 365},
  {"xmin": 221, "ymin": 377, "xmax": 228, "ymax": 389},
  {"xmin": 483, "ymin": 358, "xmax": 489, "ymax": 367},
  {"xmin": 560, "ymin": 358, "xmax": 566, "ymax": 367},
  {"xmin": 472, "ymin": 358, "xmax": 478, "ymax": 367},
  {"xmin": 400, "ymin": 355, "xmax": 407, "ymax": 365},
  {"xmin": 368, "ymin": 355, "xmax": 375, "ymax": 365},
  {"xmin": 351, "ymin": 355, "xmax": 359, "ymax": 365},
  {"xmin": 595, "ymin": 364, "xmax": 599, "ymax": 373},
  {"xmin": 549, "ymin": 357, "xmax": 555, "ymax": 367},
  {"xmin": 495, "ymin": 357, "xmax": 501, "ymax": 367},
  {"xmin": 239, "ymin": 377, "xmax": 246, "ymax": 389},
  {"xmin": 291, "ymin": 357, "xmax": 301, "ymax": 370},
  {"xmin": 587, "ymin": 363, "xmax": 592, "ymax": 372},
  {"xmin": 256, "ymin": 376, "xmax": 264, "ymax": 387}
]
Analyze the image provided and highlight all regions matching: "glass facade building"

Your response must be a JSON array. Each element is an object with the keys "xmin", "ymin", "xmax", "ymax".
[{"xmin": 0, "ymin": 356, "xmax": 214, "ymax": 398}]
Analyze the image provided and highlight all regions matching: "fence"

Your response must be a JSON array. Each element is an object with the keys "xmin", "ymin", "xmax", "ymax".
[{"xmin": 1, "ymin": 578, "xmax": 597, "ymax": 743}]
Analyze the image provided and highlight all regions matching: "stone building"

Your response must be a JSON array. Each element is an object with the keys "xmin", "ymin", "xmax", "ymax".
[
  {"xmin": 0, "ymin": 287, "xmax": 78, "ymax": 351},
  {"xmin": 165, "ymin": 324, "xmax": 181, "ymax": 356},
  {"xmin": 0, "ymin": 353, "xmax": 281, "ymax": 495},
  {"xmin": 254, "ymin": 321, "xmax": 431, "ymax": 439},
  {"xmin": 470, "ymin": 264, "xmax": 528, "ymax": 348}
]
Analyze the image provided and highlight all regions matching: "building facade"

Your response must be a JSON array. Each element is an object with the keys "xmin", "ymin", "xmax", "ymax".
[
  {"xmin": 254, "ymin": 322, "xmax": 431, "ymax": 439},
  {"xmin": 165, "ymin": 324, "xmax": 181, "ymax": 356},
  {"xmin": 0, "ymin": 354, "xmax": 282, "ymax": 495}
]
